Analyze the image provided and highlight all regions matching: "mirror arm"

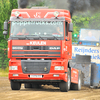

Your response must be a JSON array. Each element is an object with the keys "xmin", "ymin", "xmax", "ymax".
[
  {"xmin": 4, "ymin": 35, "xmax": 8, "ymax": 41},
  {"xmin": 65, "ymin": 38, "xmax": 68, "ymax": 41},
  {"xmin": 8, "ymin": 20, "xmax": 10, "ymax": 24}
]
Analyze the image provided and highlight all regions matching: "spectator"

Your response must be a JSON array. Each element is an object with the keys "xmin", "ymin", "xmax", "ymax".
[
  {"xmin": 52, "ymin": 27, "xmax": 63, "ymax": 36},
  {"xmin": 84, "ymin": 31, "xmax": 96, "ymax": 41}
]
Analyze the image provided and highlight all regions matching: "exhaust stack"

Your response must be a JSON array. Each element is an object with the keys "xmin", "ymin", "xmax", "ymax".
[{"xmin": 18, "ymin": 0, "xmax": 28, "ymax": 8}]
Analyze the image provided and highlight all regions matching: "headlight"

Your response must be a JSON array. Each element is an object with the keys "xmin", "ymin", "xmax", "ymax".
[
  {"xmin": 54, "ymin": 66, "xmax": 64, "ymax": 70},
  {"xmin": 9, "ymin": 66, "xmax": 18, "ymax": 70},
  {"xmin": 96, "ymin": 43, "xmax": 99, "ymax": 46}
]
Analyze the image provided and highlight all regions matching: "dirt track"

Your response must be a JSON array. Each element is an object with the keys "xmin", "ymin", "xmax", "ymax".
[{"xmin": 0, "ymin": 77, "xmax": 100, "ymax": 100}]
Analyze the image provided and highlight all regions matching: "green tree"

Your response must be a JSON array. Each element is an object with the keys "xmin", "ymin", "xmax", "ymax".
[
  {"xmin": 0, "ymin": 0, "xmax": 18, "ymax": 69},
  {"xmin": 0, "ymin": 0, "xmax": 100, "ymax": 69},
  {"xmin": 72, "ymin": 11, "xmax": 100, "ymax": 42}
]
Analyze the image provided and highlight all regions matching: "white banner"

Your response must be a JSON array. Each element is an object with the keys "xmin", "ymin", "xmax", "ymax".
[{"xmin": 72, "ymin": 45, "xmax": 100, "ymax": 64}]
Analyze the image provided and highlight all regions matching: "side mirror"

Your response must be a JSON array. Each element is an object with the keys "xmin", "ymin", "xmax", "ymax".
[
  {"xmin": 4, "ymin": 20, "xmax": 8, "ymax": 30},
  {"xmin": 69, "ymin": 23, "xmax": 73, "ymax": 32},
  {"xmin": 3, "ymin": 31, "xmax": 8, "ymax": 35}
]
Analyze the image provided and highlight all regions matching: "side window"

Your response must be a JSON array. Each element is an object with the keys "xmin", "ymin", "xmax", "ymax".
[{"xmin": 65, "ymin": 22, "xmax": 68, "ymax": 36}]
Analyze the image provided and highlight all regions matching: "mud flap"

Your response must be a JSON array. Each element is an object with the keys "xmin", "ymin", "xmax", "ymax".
[{"xmin": 70, "ymin": 55, "xmax": 91, "ymax": 86}]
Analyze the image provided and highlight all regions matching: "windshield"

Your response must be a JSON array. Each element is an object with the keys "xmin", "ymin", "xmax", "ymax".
[
  {"xmin": 11, "ymin": 21, "xmax": 64, "ymax": 39},
  {"xmin": 80, "ymin": 29, "xmax": 100, "ymax": 42}
]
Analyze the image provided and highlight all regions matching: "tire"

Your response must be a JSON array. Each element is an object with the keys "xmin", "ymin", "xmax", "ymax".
[
  {"xmin": 59, "ymin": 68, "xmax": 71, "ymax": 92},
  {"xmin": 24, "ymin": 83, "xmax": 32, "ymax": 88},
  {"xmin": 70, "ymin": 70, "xmax": 81, "ymax": 90},
  {"xmin": 11, "ymin": 80, "xmax": 21, "ymax": 90}
]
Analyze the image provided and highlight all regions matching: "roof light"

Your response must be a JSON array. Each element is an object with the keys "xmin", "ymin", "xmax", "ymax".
[
  {"xmin": 14, "ymin": 11, "xmax": 20, "ymax": 17},
  {"xmin": 54, "ymin": 11, "xmax": 59, "ymax": 17},
  {"xmin": 96, "ymin": 43, "xmax": 99, "ymax": 46}
]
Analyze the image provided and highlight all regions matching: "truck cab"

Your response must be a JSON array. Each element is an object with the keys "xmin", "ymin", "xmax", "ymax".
[{"xmin": 3, "ymin": 8, "xmax": 81, "ymax": 92}]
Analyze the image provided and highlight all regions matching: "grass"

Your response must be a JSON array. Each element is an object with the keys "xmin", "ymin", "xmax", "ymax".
[{"xmin": 0, "ymin": 67, "xmax": 9, "ymax": 77}]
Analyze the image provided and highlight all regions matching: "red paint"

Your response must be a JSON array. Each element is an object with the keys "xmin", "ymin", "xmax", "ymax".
[
  {"xmin": 71, "ymin": 68, "xmax": 78, "ymax": 84},
  {"xmin": 8, "ymin": 8, "xmax": 78, "ymax": 84},
  {"xmin": 11, "ymin": 9, "xmax": 71, "ymax": 20}
]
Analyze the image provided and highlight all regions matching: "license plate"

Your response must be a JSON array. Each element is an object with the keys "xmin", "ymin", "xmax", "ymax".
[{"xmin": 30, "ymin": 75, "xmax": 42, "ymax": 78}]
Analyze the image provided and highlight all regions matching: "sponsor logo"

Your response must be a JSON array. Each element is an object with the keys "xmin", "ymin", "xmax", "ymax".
[
  {"xmin": 74, "ymin": 47, "xmax": 99, "ymax": 53},
  {"xmin": 27, "ymin": 41, "xmax": 46, "ymax": 45},
  {"xmin": 24, "ymin": 67, "xmax": 27, "ymax": 71},
  {"xmin": 64, "ymin": 46, "xmax": 67, "ymax": 51},
  {"xmin": 12, "ymin": 47, "xmax": 23, "ymax": 50},
  {"xmin": 49, "ymin": 46, "xmax": 60, "ymax": 50},
  {"xmin": 44, "ymin": 67, "xmax": 47, "ymax": 72},
  {"xmin": 72, "ymin": 46, "xmax": 100, "ymax": 64},
  {"xmin": 34, "ymin": 12, "xmax": 41, "ymax": 18},
  {"xmin": 73, "ymin": 70, "xmax": 77, "ymax": 74}
]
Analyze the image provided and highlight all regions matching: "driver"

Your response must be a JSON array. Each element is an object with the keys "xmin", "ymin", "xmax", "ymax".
[
  {"xmin": 52, "ymin": 27, "xmax": 63, "ymax": 36},
  {"xmin": 56, "ymin": 27, "xmax": 63, "ymax": 35},
  {"xmin": 17, "ymin": 28, "xmax": 29, "ymax": 35}
]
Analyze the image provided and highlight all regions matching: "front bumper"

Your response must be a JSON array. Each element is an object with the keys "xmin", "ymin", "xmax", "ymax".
[
  {"xmin": 9, "ymin": 59, "xmax": 68, "ymax": 82},
  {"xmin": 11, "ymin": 80, "xmax": 62, "ymax": 83},
  {"xmin": 9, "ymin": 72, "xmax": 67, "ymax": 82}
]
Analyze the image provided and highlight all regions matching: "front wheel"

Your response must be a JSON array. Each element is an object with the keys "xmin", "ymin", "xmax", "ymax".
[
  {"xmin": 10, "ymin": 80, "xmax": 21, "ymax": 90},
  {"xmin": 70, "ymin": 70, "xmax": 81, "ymax": 90},
  {"xmin": 76, "ymin": 70, "xmax": 81, "ymax": 90},
  {"xmin": 59, "ymin": 68, "xmax": 71, "ymax": 92}
]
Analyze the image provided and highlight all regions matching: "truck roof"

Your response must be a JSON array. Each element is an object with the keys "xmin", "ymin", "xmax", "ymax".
[{"xmin": 11, "ymin": 9, "xmax": 71, "ymax": 20}]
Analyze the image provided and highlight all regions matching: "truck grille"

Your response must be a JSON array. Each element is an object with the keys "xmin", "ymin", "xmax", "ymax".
[
  {"xmin": 12, "ymin": 46, "xmax": 61, "ymax": 50},
  {"xmin": 21, "ymin": 60, "xmax": 51, "ymax": 74},
  {"xmin": 12, "ymin": 46, "xmax": 61, "ymax": 58}
]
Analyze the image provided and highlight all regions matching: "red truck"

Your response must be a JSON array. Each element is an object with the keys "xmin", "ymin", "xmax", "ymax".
[{"xmin": 3, "ymin": 7, "xmax": 81, "ymax": 92}]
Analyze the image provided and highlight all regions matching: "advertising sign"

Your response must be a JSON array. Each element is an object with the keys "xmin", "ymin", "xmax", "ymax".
[{"xmin": 72, "ymin": 45, "xmax": 100, "ymax": 64}]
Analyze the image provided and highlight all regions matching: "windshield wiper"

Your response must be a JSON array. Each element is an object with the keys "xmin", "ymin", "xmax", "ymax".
[
  {"xmin": 47, "ymin": 36, "xmax": 58, "ymax": 40},
  {"xmin": 29, "ymin": 35, "xmax": 38, "ymax": 36},
  {"xmin": 17, "ymin": 37, "xmax": 25, "ymax": 40},
  {"xmin": 16, "ymin": 36, "xmax": 30, "ymax": 40},
  {"xmin": 53, "ymin": 36, "xmax": 58, "ymax": 40},
  {"xmin": 24, "ymin": 36, "xmax": 30, "ymax": 40},
  {"xmin": 39, "ymin": 36, "xmax": 44, "ymax": 40},
  {"xmin": 28, "ymin": 35, "xmax": 44, "ymax": 40}
]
